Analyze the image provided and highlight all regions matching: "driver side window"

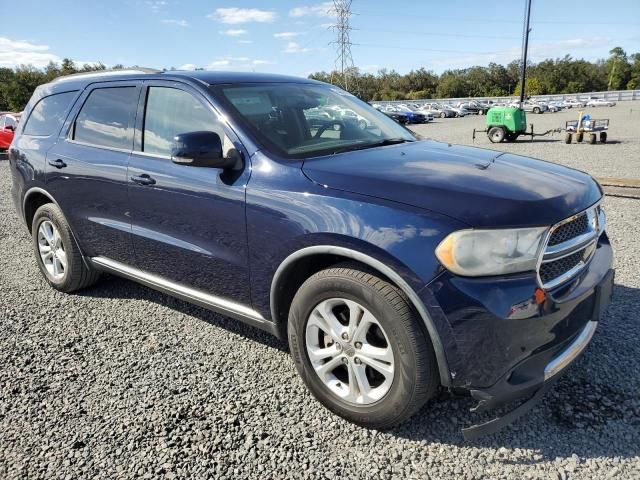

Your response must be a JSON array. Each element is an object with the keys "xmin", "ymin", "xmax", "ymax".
[{"xmin": 143, "ymin": 87, "xmax": 232, "ymax": 157}]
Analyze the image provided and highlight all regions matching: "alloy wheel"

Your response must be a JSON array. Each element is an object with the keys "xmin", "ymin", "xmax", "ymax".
[
  {"xmin": 37, "ymin": 220, "xmax": 67, "ymax": 281},
  {"xmin": 305, "ymin": 298, "xmax": 395, "ymax": 405}
]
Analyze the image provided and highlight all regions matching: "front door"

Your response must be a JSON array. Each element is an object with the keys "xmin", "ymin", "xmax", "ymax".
[{"xmin": 127, "ymin": 81, "xmax": 252, "ymax": 305}]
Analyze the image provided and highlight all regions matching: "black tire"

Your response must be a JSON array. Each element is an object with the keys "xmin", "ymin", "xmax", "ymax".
[
  {"xmin": 565, "ymin": 133, "xmax": 572, "ymax": 144},
  {"xmin": 32, "ymin": 203, "xmax": 100, "ymax": 292},
  {"xmin": 576, "ymin": 132, "xmax": 584, "ymax": 143},
  {"xmin": 533, "ymin": 107, "xmax": 540, "ymax": 114},
  {"xmin": 440, "ymin": 112, "xmax": 446, "ymax": 118},
  {"xmin": 288, "ymin": 265, "xmax": 438, "ymax": 429},
  {"xmin": 589, "ymin": 133, "xmax": 597, "ymax": 144},
  {"xmin": 600, "ymin": 132, "xmax": 607, "ymax": 143},
  {"xmin": 505, "ymin": 132, "xmax": 519, "ymax": 142},
  {"xmin": 488, "ymin": 126, "xmax": 506, "ymax": 143}
]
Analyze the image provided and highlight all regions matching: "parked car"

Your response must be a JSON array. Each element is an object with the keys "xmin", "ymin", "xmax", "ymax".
[
  {"xmin": 511, "ymin": 100, "xmax": 548, "ymax": 114},
  {"xmin": 0, "ymin": 113, "xmax": 21, "ymax": 150},
  {"xmin": 547, "ymin": 101, "xmax": 564, "ymax": 112},
  {"xmin": 386, "ymin": 105, "xmax": 428, "ymax": 124},
  {"xmin": 587, "ymin": 98, "xmax": 616, "ymax": 107},
  {"xmin": 444, "ymin": 104, "xmax": 470, "ymax": 117},
  {"xmin": 562, "ymin": 99, "xmax": 584, "ymax": 109},
  {"xmin": 457, "ymin": 101, "xmax": 489, "ymax": 115},
  {"xmin": 374, "ymin": 105, "xmax": 408, "ymax": 124},
  {"xmin": 9, "ymin": 70, "xmax": 614, "ymax": 437},
  {"xmin": 417, "ymin": 103, "xmax": 455, "ymax": 118}
]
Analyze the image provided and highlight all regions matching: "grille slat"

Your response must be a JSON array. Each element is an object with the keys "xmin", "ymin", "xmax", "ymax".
[
  {"xmin": 540, "ymin": 251, "xmax": 584, "ymax": 284},
  {"xmin": 547, "ymin": 213, "xmax": 589, "ymax": 246},
  {"xmin": 539, "ymin": 205, "xmax": 603, "ymax": 289}
]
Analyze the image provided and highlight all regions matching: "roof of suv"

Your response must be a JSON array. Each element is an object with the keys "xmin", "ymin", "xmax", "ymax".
[{"xmin": 48, "ymin": 69, "xmax": 320, "ymax": 90}]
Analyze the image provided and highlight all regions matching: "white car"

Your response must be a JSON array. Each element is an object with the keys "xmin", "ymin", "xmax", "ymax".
[
  {"xmin": 586, "ymin": 98, "xmax": 616, "ymax": 107},
  {"xmin": 561, "ymin": 99, "xmax": 584, "ymax": 108}
]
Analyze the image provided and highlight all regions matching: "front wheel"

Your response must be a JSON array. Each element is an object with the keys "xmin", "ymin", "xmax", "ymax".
[
  {"xmin": 288, "ymin": 265, "xmax": 438, "ymax": 429},
  {"xmin": 488, "ymin": 126, "xmax": 506, "ymax": 143},
  {"xmin": 32, "ymin": 204, "xmax": 100, "ymax": 292},
  {"xmin": 440, "ymin": 112, "xmax": 446, "ymax": 118}
]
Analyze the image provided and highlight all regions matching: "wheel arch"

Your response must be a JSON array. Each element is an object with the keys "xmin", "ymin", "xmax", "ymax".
[
  {"xmin": 22, "ymin": 187, "xmax": 90, "ymax": 266},
  {"xmin": 270, "ymin": 245, "xmax": 452, "ymax": 387},
  {"xmin": 22, "ymin": 187, "xmax": 59, "ymax": 230}
]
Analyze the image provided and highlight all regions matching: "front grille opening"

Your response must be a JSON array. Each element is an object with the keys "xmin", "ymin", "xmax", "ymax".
[
  {"xmin": 540, "ymin": 250, "xmax": 584, "ymax": 285},
  {"xmin": 548, "ymin": 213, "xmax": 589, "ymax": 246}
]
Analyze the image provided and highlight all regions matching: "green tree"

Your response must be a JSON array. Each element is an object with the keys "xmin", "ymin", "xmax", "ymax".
[{"xmin": 607, "ymin": 47, "xmax": 631, "ymax": 90}]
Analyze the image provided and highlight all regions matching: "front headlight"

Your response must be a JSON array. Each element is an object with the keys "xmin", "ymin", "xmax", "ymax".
[{"xmin": 435, "ymin": 227, "xmax": 548, "ymax": 277}]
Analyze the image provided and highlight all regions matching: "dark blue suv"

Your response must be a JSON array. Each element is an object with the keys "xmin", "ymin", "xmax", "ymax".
[{"xmin": 9, "ymin": 70, "xmax": 614, "ymax": 438}]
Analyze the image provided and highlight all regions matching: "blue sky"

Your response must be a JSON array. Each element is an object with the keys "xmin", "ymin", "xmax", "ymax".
[{"xmin": 1, "ymin": 0, "xmax": 639, "ymax": 77}]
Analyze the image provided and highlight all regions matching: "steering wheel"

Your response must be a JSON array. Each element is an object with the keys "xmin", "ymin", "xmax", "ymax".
[{"xmin": 314, "ymin": 121, "xmax": 341, "ymax": 139}]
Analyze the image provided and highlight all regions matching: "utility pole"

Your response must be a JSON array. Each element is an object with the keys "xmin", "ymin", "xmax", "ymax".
[
  {"xmin": 519, "ymin": 0, "xmax": 533, "ymax": 106},
  {"xmin": 330, "ymin": 0, "xmax": 358, "ymax": 94}
]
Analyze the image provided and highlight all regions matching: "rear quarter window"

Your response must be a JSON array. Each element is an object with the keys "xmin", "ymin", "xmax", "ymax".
[{"xmin": 22, "ymin": 91, "xmax": 77, "ymax": 136}]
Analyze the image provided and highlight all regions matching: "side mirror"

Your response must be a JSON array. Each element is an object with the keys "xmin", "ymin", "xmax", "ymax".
[
  {"xmin": 4, "ymin": 125, "xmax": 15, "ymax": 132},
  {"xmin": 171, "ymin": 131, "xmax": 240, "ymax": 169}
]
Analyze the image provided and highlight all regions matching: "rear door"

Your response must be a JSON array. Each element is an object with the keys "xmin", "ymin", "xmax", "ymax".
[
  {"xmin": 127, "ymin": 80, "xmax": 252, "ymax": 304},
  {"xmin": 46, "ymin": 81, "xmax": 141, "ymax": 263}
]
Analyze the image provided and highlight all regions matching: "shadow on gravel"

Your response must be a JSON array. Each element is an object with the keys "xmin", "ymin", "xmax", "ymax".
[
  {"xmin": 75, "ymin": 270, "xmax": 639, "ymax": 460},
  {"xmin": 77, "ymin": 275, "xmax": 288, "ymax": 353},
  {"xmin": 387, "ymin": 283, "xmax": 640, "ymax": 461}
]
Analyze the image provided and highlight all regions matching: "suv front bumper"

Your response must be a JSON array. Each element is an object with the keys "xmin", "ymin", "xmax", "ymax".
[{"xmin": 422, "ymin": 236, "xmax": 614, "ymax": 439}]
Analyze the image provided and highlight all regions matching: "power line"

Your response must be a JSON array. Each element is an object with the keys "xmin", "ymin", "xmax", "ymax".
[
  {"xmin": 357, "ymin": 12, "xmax": 637, "ymax": 26},
  {"xmin": 329, "ymin": 0, "xmax": 358, "ymax": 93}
]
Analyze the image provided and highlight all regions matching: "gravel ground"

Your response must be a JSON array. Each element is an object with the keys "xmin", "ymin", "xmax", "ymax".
[
  {"xmin": 1, "ymin": 114, "xmax": 640, "ymax": 479},
  {"xmin": 410, "ymin": 101, "xmax": 640, "ymax": 180}
]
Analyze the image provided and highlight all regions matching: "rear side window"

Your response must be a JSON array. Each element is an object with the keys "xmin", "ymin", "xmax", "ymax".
[
  {"xmin": 73, "ymin": 87, "xmax": 138, "ymax": 150},
  {"xmin": 23, "ymin": 91, "xmax": 77, "ymax": 136},
  {"xmin": 143, "ymin": 87, "xmax": 229, "ymax": 157}
]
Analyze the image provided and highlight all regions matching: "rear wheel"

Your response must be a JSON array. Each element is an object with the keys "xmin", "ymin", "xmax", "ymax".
[
  {"xmin": 600, "ymin": 132, "xmax": 607, "ymax": 143},
  {"xmin": 533, "ymin": 107, "xmax": 540, "ymax": 114},
  {"xmin": 440, "ymin": 112, "xmax": 446, "ymax": 118},
  {"xmin": 565, "ymin": 133, "xmax": 572, "ymax": 144},
  {"xmin": 32, "ymin": 204, "xmax": 100, "ymax": 292},
  {"xmin": 488, "ymin": 126, "xmax": 506, "ymax": 143},
  {"xmin": 288, "ymin": 265, "xmax": 438, "ymax": 429},
  {"xmin": 576, "ymin": 132, "xmax": 584, "ymax": 143},
  {"xmin": 589, "ymin": 133, "xmax": 597, "ymax": 144}
]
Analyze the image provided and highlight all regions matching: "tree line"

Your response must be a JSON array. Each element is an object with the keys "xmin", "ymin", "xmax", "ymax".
[
  {"xmin": 310, "ymin": 47, "xmax": 640, "ymax": 102},
  {"xmin": 1, "ymin": 47, "xmax": 639, "ymax": 111},
  {"xmin": 0, "ymin": 60, "xmax": 110, "ymax": 111}
]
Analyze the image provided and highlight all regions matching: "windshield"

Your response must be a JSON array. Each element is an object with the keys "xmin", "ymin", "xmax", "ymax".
[{"xmin": 214, "ymin": 83, "xmax": 415, "ymax": 158}]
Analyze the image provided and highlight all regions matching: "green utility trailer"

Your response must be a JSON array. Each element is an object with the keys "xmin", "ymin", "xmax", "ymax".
[{"xmin": 472, "ymin": 106, "xmax": 558, "ymax": 143}]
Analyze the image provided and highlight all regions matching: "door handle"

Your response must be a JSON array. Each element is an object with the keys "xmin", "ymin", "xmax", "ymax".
[
  {"xmin": 131, "ymin": 173, "xmax": 156, "ymax": 186},
  {"xmin": 48, "ymin": 159, "xmax": 67, "ymax": 169}
]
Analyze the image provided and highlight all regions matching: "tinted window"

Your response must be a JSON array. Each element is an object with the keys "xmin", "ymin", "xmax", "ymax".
[
  {"xmin": 23, "ymin": 91, "xmax": 77, "ymax": 136},
  {"xmin": 143, "ymin": 87, "xmax": 228, "ymax": 157},
  {"xmin": 74, "ymin": 87, "xmax": 138, "ymax": 149}
]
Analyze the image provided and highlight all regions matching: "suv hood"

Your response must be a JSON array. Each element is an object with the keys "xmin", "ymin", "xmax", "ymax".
[{"xmin": 302, "ymin": 141, "xmax": 602, "ymax": 227}]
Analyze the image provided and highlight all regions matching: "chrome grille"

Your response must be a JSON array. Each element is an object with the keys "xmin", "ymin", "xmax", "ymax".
[
  {"xmin": 538, "ymin": 204, "xmax": 605, "ymax": 290},
  {"xmin": 547, "ymin": 213, "xmax": 589, "ymax": 246}
]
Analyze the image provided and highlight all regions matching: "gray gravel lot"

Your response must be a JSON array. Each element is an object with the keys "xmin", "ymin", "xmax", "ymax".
[
  {"xmin": 410, "ymin": 101, "xmax": 640, "ymax": 180},
  {"xmin": 1, "ymin": 104, "xmax": 640, "ymax": 479}
]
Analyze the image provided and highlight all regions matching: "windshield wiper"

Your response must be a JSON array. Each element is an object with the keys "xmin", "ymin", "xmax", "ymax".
[{"xmin": 331, "ymin": 138, "xmax": 414, "ymax": 155}]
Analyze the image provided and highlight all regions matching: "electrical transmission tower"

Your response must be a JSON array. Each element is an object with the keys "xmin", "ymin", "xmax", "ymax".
[{"xmin": 329, "ymin": 0, "xmax": 358, "ymax": 94}]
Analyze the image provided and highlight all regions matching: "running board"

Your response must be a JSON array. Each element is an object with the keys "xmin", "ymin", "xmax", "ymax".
[{"xmin": 89, "ymin": 256, "xmax": 276, "ymax": 335}]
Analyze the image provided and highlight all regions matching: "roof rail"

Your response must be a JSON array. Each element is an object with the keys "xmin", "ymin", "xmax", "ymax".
[{"xmin": 52, "ymin": 68, "xmax": 162, "ymax": 83}]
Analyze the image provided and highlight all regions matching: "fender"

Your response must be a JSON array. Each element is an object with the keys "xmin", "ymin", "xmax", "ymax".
[
  {"xmin": 22, "ymin": 186, "xmax": 91, "ymax": 270},
  {"xmin": 270, "ymin": 245, "xmax": 452, "ymax": 387}
]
